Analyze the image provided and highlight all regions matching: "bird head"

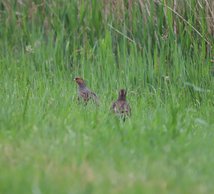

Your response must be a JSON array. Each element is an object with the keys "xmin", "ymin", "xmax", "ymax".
[
  {"xmin": 74, "ymin": 77, "xmax": 85, "ymax": 86},
  {"xmin": 118, "ymin": 89, "xmax": 127, "ymax": 100}
]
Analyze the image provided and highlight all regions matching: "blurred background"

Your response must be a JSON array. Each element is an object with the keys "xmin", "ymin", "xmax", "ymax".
[
  {"xmin": 0, "ymin": 0, "xmax": 213, "ymax": 78},
  {"xmin": 1, "ymin": 1, "xmax": 214, "ymax": 194}
]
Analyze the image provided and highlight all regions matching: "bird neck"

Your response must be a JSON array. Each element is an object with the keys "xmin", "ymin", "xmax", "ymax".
[
  {"xmin": 118, "ymin": 96, "xmax": 126, "ymax": 101},
  {"xmin": 78, "ymin": 83, "xmax": 86, "ymax": 89}
]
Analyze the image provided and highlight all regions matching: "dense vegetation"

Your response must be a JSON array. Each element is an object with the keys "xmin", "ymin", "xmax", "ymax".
[{"xmin": 0, "ymin": 0, "xmax": 214, "ymax": 193}]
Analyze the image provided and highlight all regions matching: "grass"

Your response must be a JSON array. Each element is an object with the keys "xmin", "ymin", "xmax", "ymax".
[{"xmin": 0, "ymin": 0, "xmax": 214, "ymax": 193}]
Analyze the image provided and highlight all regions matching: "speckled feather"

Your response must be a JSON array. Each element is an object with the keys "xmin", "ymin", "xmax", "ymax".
[
  {"xmin": 74, "ymin": 77, "xmax": 99, "ymax": 105},
  {"xmin": 111, "ymin": 89, "xmax": 131, "ymax": 120}
]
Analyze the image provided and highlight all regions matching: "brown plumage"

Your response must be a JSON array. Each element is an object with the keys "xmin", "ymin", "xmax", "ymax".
[
  {"xmin": 74, "ymin": 77, "xmax": 99, "ymax": 105},
  {"xmin": 111, "ymin": 89, "xmax": 131, "ymax": 121}
]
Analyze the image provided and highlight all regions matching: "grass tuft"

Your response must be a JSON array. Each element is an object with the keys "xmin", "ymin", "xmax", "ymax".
[{"xmin": 0, "ymin": 0, "xmax": 214, "ymax": 194}]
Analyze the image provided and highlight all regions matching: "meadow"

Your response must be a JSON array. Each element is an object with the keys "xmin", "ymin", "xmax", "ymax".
[{"xmin": 0, "ymin": 0, "xmax": 214, "ymax": 193}]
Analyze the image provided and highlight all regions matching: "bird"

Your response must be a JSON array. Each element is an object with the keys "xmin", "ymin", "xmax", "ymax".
[
  {"xmin": 74, "ymin": 77, "xmax": 99, "ymax": 105},
  {"xmin": 111, "ymin": 89, "xmax": 131, "ymax": 121}
]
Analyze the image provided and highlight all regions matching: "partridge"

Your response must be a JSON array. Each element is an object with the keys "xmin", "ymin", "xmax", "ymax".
[
  {"xmin": 111, "ymin": 89, "xmax": 131, "ymax": 121},
  {"xmin": 74, "ymin": 77, "xmax": 99, "ymax": 105}
]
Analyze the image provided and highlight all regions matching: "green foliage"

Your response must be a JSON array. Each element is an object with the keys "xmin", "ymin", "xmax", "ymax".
[{"xmin": 0, "ymin": 0, "xmax": 214, "ymax": 193}]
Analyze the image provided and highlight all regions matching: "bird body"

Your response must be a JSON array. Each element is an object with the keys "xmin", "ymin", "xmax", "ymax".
[
  {"xmin": 74, "ymin": 77, "xmax": 99, "ymax": 105},
  {"xmin": 111, "ymin": 89, "xmax": 131, "ymax": 120}
]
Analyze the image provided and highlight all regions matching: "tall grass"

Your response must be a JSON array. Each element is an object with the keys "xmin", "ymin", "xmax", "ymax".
[{"xmin": 0, "ymin": 0, "xmax": 214, "ymax": 194}]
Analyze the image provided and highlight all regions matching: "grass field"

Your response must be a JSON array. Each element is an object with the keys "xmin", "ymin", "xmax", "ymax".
[{"xmin": 0, "ymin": 0, "xmax": 214, "ymax": 193}]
